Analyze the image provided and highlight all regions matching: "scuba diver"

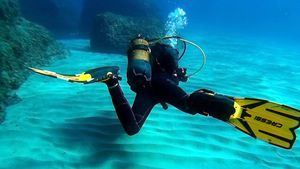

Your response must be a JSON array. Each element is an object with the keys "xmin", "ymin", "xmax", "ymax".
[
  {"xmin": 29, "ymin": 35, "xmax": 300, "ymax": 149},
  {"xmin": 102, "ymin": 35, "xmax": 235, "ymax": 136}
]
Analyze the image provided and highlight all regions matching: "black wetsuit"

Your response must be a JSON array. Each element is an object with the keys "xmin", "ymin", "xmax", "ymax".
[{"xmin": 106, "ymin": 43, "xmax": 235, "ymax": 135}]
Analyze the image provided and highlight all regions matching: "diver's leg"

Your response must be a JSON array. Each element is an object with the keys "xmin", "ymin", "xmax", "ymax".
[
  {"xmin": 152, "ymin": 78, "xmax": 196, "ymax": 115},
  {"xmin": 188, "ymin": 89, "xmax": 235, "ymax": 121},
  {"xmin": 107, "ymin": 81, "xmax": 157, "ymax": 135},
  {"xmin": 132, "ymin": 92, "xmax": 158, "ymax": 128},
  {"xmin": 108, "ymin": 84, "xmax": 139, "ymax": 135},
  {"xmin": 152, "ymin": 78, "xmax": 235, "ymax": 121}
]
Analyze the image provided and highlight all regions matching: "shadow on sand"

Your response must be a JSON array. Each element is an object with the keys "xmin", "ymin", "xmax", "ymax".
[{"xmin": 51, "ymin": 110, "xmax": 135, "ymax": 169}]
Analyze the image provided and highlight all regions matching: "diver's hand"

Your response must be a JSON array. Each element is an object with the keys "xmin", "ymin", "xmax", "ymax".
[{"xmin": 176, "ymin": 68, "xmax": 188, "ymax": 82}]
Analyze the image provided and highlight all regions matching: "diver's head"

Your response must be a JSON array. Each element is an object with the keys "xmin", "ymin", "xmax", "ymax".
[{"xmin": 150, "ymin": 43, "xmax": 179, "ymax": 74}]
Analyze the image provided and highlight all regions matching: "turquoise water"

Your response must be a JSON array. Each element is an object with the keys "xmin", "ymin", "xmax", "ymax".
[{"xmin": 0, "ymin": 34, "xmax": 299, "ymax": 169}]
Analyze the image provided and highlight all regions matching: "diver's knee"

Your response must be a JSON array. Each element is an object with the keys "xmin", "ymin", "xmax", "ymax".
[{"xmin": 124, "ymin": 126, "xmax": 140, "ymax": 136}]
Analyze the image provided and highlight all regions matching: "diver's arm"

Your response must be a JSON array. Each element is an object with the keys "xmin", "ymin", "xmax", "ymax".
[{"xmin": 175, "ymin": 67, "xmax": 188, "ymax": 82}]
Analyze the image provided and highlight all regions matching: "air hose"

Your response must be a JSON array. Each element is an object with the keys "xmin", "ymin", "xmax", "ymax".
[{"xmin": 149, "ymin": 36, "xmax": 207, "ymax": 78}]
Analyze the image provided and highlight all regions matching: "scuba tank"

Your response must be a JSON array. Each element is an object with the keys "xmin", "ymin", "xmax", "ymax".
[
  {"xmin": 127, "ymin": 35, "xmax": 207, "ymax": 93},
  {"xmin": 126, "ymin": 35, "xmax": 206, "ymax": 110},
  {"xmin": 127, "ymin": 35, "xmax": 152, "ymax": 92}
]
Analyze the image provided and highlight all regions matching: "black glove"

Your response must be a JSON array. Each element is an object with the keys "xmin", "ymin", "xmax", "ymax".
[{"xmin": 176, "ymin": 68, "xmax": 188, "ymax": 82}]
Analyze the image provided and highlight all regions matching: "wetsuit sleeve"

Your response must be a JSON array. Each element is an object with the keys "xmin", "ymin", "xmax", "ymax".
[{"xmin": 108, "ymin": 84, "xmax": 157, "ymax": 135}]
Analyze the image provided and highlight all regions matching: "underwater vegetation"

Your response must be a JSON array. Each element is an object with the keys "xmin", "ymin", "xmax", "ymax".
[{"xmin": 0, "ymin": 0, "xmax": 67, "ymax": 122}]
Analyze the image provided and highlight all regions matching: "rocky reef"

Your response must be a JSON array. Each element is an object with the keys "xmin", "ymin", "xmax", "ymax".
[
  {"xmin": 19, "ymin": 0, "xmax": 83, "ymax": 37},
  {"xmin": 80, "ymin": 0, "xmax": 160, "ymax": 35},
  {"xmin": 90, "ymin": 12, "xmax": 164, "ymax": 54},
  {"xmin": 17, "ymin": 0, "xmax": 166, "ymax": 53},
  {"xmin": 18, "ymin": 0, "xmax": 162, "ymax": 38},
  {"xmin": 0, "ymin": 0, "xmax": 67, "ymax": 122}
]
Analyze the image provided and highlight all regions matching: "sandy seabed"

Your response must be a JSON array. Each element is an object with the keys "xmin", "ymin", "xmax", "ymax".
[{"xmin": 0, "ymin": 35, "xmax": 299, "ymax": 169}]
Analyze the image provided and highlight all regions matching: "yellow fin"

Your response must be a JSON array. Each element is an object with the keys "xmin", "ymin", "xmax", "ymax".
[{"xmin": 229, "ymin": 98, "xmax": 300, "ymax": 149}]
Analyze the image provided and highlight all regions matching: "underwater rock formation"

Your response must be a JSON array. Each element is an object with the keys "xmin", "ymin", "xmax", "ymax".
[
  {"xmin": 0, "ymin": 0, "xmax": 67, "ymax": 122},
  {"xmin": 90, "ymin": 12, "xmax": 164, "ymax": 54},
  {"xmin": 18, "ymin": 0, "xmax": 161, "ymax": 37},
  {"xmin": 80, "ymin": 0, "xmax": 160, "ymax": 35},
  {"xmin": 19, "ymin": 0, "xmax": 83, "ymax": 37}
]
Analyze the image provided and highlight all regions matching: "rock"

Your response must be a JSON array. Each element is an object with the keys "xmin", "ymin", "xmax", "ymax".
[
  {"xmin": 0, "ymin": 0, "xmax": 19, "ymax": 21},
  {"xmin": 18, "ymin": 0, "xmax": 163, "ymax": 37},
  {"xmin": 0, "ymin": 0, "xmax": 67, "ymax": 123},
  {"xmin": 80, "ymin": 0, "xmax": 161, "ymax": 35},
  {"xmin": 19, "ymin": 0, "xmax": 83, "ymax": 37},
  {"xmin": 90, "ymin": 12, "xmax": 164, "ymax": 54},
  {"xmin": 0, "ymin": 107, "xmax": 4, "ymax": 123}
]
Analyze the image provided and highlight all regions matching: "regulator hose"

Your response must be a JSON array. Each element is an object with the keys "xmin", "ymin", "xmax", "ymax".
[{"xmin": 149, "ymin": 36, "xmax": 206, "ymax": 77}]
